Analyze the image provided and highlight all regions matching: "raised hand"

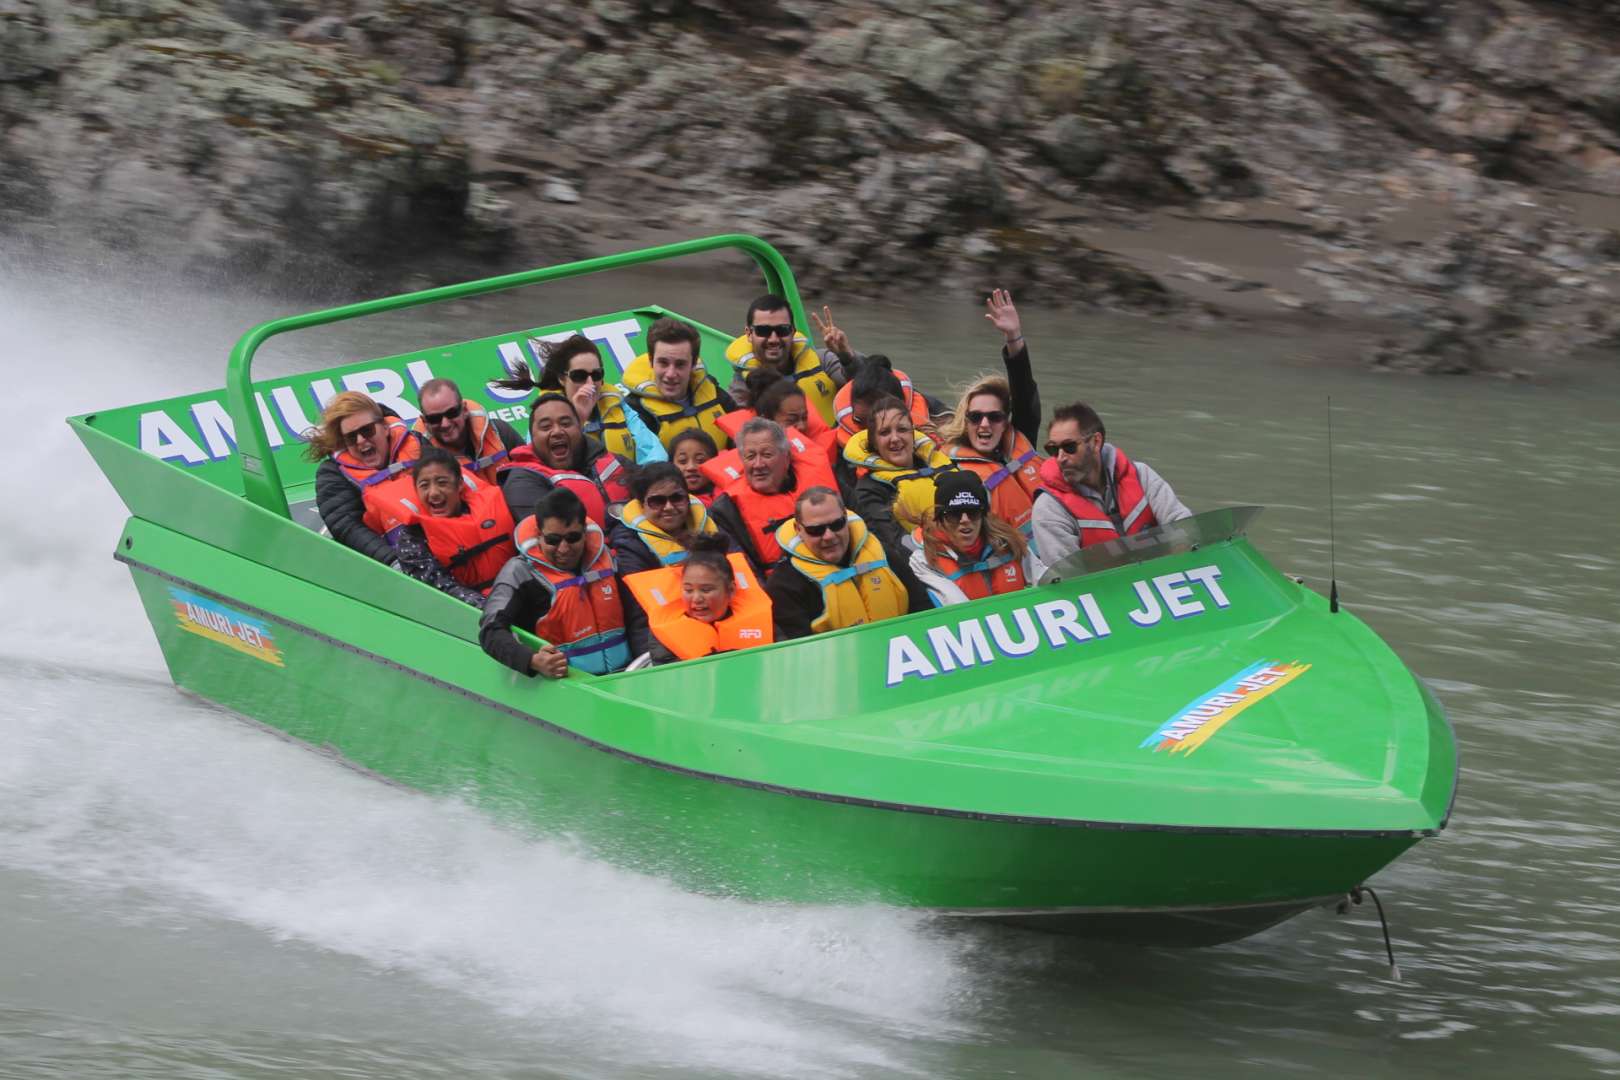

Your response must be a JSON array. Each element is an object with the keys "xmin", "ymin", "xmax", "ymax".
[
  {"xmin": 810, "ymin": 304, "xmax": 854, "ymax": 361},
  {"xmin": 984, "ymin": 288, "xmax": 1024, "ymax": 347}
]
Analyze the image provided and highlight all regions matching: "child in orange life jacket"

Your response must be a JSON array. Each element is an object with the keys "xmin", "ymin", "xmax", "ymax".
[
  {"xmin": 384, "ymin": 447, "xmax": 516, "ymax": 608},
  {"xmin": 478, "ymin": 487, "xmax": 629, "ymax": 679},
  {"xmin": 668, "ymin": 429, "xmax": 719, "ymax": 508},
  {"xmin": 908, "ymin": 471, "xmax": 1047, "ymax": 607},
  {"xmin": 624, "ymin": 535, "xmax": 773, "ymax": 666}
]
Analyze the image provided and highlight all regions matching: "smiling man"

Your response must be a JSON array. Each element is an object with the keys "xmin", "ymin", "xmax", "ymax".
[
  {"xmin": 411, "ymin": 377, "xmax": 524, "ymax": 482},
  {"xmin": 497, "ymin": 393, "xmax": 632, "ymax": 529},
  {"xmin": 706, "ymin": 417, "xmax": 839, "ymax": 573},
  {"xmin": 722, "ymin": 294, "xmax": 854, "ymax": 423},
  {"xmin": 617, "ymin": 317, "xmax": 735, "ymax": 453},
  {"xmin": 764, "ymin": 487, "xmax": 930, "ymax": 640},
  {"xmin": 1031, "ymin": 402, "xmax": 1191, "ymax": 563}
]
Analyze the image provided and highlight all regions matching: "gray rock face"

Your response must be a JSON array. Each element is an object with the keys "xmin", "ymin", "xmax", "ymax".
[{"xmin": 3, "ymin": 0, "xmax": 1620, "ymax": 368}]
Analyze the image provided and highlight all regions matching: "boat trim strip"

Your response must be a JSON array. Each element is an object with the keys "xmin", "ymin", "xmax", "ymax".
[{"xmin": 120, "ymin": 554, "xmax": 1442, "ymax": 841}]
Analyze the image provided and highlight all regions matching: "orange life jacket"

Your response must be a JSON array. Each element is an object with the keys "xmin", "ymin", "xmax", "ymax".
[
  {"xmin": 500, "ymin": 444, "xmax": 630, "ymax": 528},
  {"xmin": 1035, "ymin": 450, "xmax": 1157, "ymax": 548},
  {"xmin": 832, "ymin": 368, "xmax": 931, "ymax": 448},
  {"xmin": 703, "ymin": 425, "xmax": 831, "ymax": 493},
  {"xmin": 913, "ymin": 527, "xmax": 1028, "ymax": 600},
  {"xmin": 704, "ymin": 436, "xmax": 839, "ymax": 566},
  {"xmin": 946, "ymin": 431, "xmax": 1044, "ymax": 538},
  {"xmin": 623, "ymin": 553, "xmax": 774, "ymax": 661},
  {"xmin": 514, "ymin": 519, "xmax": 629, "ymax": 675},
  {"xmin": 412, "ymin": 400, "xmax": 510, "ymax": 483},
  {"xmin": 332, "ymin": 418, "xmax": 425, "ymax": 534},
  {"xmin": 721, "ymin": 408, "xmax": 839, "ymax": 468},
  {"xmin": 414, "ymin": 475, "xmax": 517, "ymax": 593}
]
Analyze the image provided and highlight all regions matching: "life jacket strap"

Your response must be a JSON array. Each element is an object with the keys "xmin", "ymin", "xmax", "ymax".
[
  {"xmin": 560, "ymin": 628, "xmax": 628, "ymax": 659},
  {"xmin": 820, "ymin": 557, "xmax": 889, "ymax": 587},
  {"xmin": 445, "ymin": 534, "xmax": 509, "ymax": 570}
]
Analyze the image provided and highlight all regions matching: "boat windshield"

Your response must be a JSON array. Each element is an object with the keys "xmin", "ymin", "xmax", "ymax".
[{"xmin": 1037, "ymin": 506, "xmax": 1263, "ymax": 586}]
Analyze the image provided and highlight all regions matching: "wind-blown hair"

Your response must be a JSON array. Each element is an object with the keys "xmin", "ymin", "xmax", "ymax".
[
  {"xmin": 304, "ymin": 391, "xmax": 383, "ymax": 461},
  {"xmin": 937, "ymin": 374, "xmax": 1012, "ymax": 448}
]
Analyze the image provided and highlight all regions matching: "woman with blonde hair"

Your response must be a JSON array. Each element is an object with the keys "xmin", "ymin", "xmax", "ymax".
[
  {"xmin": 909, "ymin": 471, "xmax": 1045, "ymax": 606},
  {"xmin": 308, "ymin": 390, "xmax": 423, "ymax": 565},
  {"xmin": 938, "ymin": 288, "xmax": 1045, "ymax": 538}
]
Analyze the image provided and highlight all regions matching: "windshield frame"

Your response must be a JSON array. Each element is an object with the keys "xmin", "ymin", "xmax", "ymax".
[{"xmin": 1037, "ymin": 506, "xmax": 1265, "ymax": 586}]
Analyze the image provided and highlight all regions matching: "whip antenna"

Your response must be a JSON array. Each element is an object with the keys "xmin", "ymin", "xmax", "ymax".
[{"xmin": 1328, "ymin": 395, "xmax": 1339, "ymax": 614}]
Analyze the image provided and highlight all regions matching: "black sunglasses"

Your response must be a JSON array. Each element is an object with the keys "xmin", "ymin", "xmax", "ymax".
[
  {"xmin": 1045, "ymin": 434, "xmax": 1097, "ymax": 457},
  {"xmin": 420, "ymin": 403, "xmax": 464, "ymax": 426},
  {"xmin": 341, "ymin": 418, "xmax": 384, "ymax": 446},
  {"xmin": 940, "ymin": 507, "xmax": 984, "ymax": 523},
  {"xmin": 542, "ymin": 530, "xmax": 585, "ymax": 546},
  {"xmin": 966, "ymin": 410, "xmax": 1007, "ymax": 426},
  {"xmin": 643, "ymin": 493, "xmax": 685, "ymax": 511},
  {"xmin": 800, "ymin": 517, "xmax": 848, "ymax": 538},
  {"xmin": 750, "ymin": 323, "xmax": 794, "ymax": 339},
  {"xmin": 566, "ymin": 368, "xmax": 605, "ymax": 384}
]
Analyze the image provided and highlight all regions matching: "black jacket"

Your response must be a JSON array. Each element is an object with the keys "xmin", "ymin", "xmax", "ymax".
[
  {"xmin": 850, "ymin": 471, "xmax": 919, "ymax": 552},
  {"xmin": 392, "ymin": 523, "xmax": 488, "ymax": 608},
  {"xmin": 314, "ymin": 456, "xmax": 398, "ymax": 565},
  {"xmin": 498, "ymin": 436, "xmax": 629, "ymax": 525},
  {"xmin": 477, "ymin": 557, "xmax": 557, "ymax": 675},
  {"xmin": 1002, "ymin": 342, "xmax": 1042, "ymax": 446},
  {"xmin": 764, "ymin": 534, "xmax": 931, "ymax": 641},
  {"xmin": 608, "ymin": 520, "xmax": 740, "ymax": 658}
]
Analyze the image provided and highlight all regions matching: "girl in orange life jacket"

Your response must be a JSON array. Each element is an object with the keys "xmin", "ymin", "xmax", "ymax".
[
  {"xmin": 478, "ymin": 486, "xmax": 629, "ymax": 678},
  {"xmin": 624, "ymin": 535, "xmax": 773, "ymax": 665},
  {"xmin": 668, "ymin": 429, "xmax": 719, "ymax": 508},
  {"xmin": 907, "ymin": 470, "xmax": 1047, "ymax": 607},
  {"xmin": 384, "ymin": 447, "xmax": 517, "ymax": 608},
  {"xmin": 498, "ymin": 392, "xmax": 632, "ymax": 529},
  {"xmin": 307, "ymin": 391, "xmax": 425, "ymax": 566}
]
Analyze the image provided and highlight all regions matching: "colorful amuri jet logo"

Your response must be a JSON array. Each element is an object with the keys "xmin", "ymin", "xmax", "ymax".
[
  {"xmin": 169, "ymin": 587, "xmax": 285, "ymax": 667},
  {"xmin": 1140, "ymin": 660, "xmax": 1310, "ymax": 755}
]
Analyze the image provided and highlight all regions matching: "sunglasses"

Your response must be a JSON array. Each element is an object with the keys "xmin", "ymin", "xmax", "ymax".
[
  {"xmin": 643, "ymin": 493, "xmax": 685, "ymax": 511},
  {"xmin": 1045, "ymin": 434, "xmax": 1097, "ymax": 457},
  {"xmin": 800, "ymin": 517, "xmax": 848, "ymax": 538},
  {"xmin": 566, "ymin": 368, "xmax": 605, "ymax": 384},
  {"xmin": 940, "ymin": 507, "xmax": 984, "ymax": 523},
  {"xmin": 750, "ymin": 323, "xmax": 794, "ymax": 339},
  {"xmin": 966, "ymin": 410, "xmax": 1007, "ymax": 426},
  {"xmin": 341, "ymin": 418, "xmax": 384, "ymax": 446},
  {"xmin": 542, "ymin": 530, "xmax": 585, "ymax": 546},
  {"xmin": 420, "ymin": 403, "xmax": 464, "ymax": 426}
]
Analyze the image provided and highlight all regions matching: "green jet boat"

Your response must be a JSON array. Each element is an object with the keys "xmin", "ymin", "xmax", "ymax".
[{"xmin": 69, "ymin": 235, "xmax": 1457, "ymax": 946}]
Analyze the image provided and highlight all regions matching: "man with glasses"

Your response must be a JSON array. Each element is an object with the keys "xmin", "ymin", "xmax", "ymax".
[
  {"xmin": 765, "ymin": 487, "xmax": 930, "ymax": 640},
  {"xmin": 413, "ymin": 378, "xmax": 524, "ymax": 482},
  {"xmin": 1032, "ymin": 402, "xmax": 1191, "ymax": 563},
  {"xmin": 723, "ymin": 294, "xmax": 855, "ymax": 425}
]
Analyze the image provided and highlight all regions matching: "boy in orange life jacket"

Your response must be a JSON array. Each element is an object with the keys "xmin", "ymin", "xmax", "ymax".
[
  {"xmin": 387, "ymin": 447, "xmax": 516, "ymax": 609},
  {"xmin": 479, "ymin": 487, "xmax": 630, "ymax": 679},
  {"xmin": 1031, "ymin": 402, "xmax": 1192, "ymax": 564},
  {"xmin": 909, "ymin": 471, "xmax": 1047, "ymax": 607}
]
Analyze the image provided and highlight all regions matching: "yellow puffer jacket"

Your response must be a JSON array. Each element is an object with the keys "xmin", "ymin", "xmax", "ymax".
[
  {"xmin": 620, "ymin": 353, "xmax": 732, "ymax": 451},
  {"xmin": 774, "ymin": 512, "xmax": 908, "ymax": 634},
  {"xmin": 843, "ymin": 429, "xmax": 956, "ymax": 534},
  {"xmin": 724, "ymin": 332, "xmax": 838, "ymax": 427}
]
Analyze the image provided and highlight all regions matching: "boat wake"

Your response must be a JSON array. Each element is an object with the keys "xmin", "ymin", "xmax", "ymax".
[{"xmin": 0, "ymin": 267, "xmax": 984, "ymax": 1079}]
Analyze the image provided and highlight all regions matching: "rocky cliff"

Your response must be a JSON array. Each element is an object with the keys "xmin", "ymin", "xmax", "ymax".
[{"xmin": 5, "ymin": 0, "xmax": 1620, "ymax": 371}]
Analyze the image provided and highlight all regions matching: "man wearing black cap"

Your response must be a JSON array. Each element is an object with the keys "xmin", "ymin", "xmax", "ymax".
[{"xmin": 909, "ymin": 471, "xmax": 1047, "ymax": 606}]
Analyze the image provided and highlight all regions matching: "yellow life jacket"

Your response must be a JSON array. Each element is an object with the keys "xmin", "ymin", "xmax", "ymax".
[
  {"xmin": 843, "ymin": 429, "xmax": 957, "ymax": 535},
  {"xmin": 723, "ymin": 332, "xmax": 838, "ymax": 427},
  {"xmin": 775, "ymin": 512, "xmax": 908, "ymax": 634},
  {"xmin": 621, "ymin": 495, "xmax": 719, "ymax": 566},
  {"xmin": 585, "ymin": 386, "xmax": 637, "ymax": 462},
  {"xmin": 620, "ymin": 353, "xmax": 731, "ymax": 452}
]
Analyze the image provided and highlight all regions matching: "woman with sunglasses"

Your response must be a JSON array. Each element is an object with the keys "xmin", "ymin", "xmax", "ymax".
[
  {"xmin": 938, "ymin": 289, "xmax": 1046, "ymax": 538},
  {"xmin": 624, "ymin": 535, "xmax": 773, "ymax": 666},
  {"xmin": 844, "ymin": 395, "xmax": 959, "ymax": 550},
  {"xmin": 610, "ymin": 463, "xmax": 735, "ymax": 657},
  {"xmin": 480, "ymin": 486, "xmax": 629, "ymax": 678},
  {"xmin": 492, "ymin": 334, "xmax": 667, "ymax": 465},
  {"xmin": 907, "ymin": 471, "xmax": 1045, "ymax": 608},
  {"xmin": 307, "ymin": 390, "xmax": 426, "ymax": 566},
  {"xmin": 387, "ymin": 447, "xmax": 515, "ymax": 608}
]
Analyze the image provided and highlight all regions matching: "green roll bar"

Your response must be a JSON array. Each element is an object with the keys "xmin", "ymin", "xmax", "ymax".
[{"xmin": 225, "ymin": 233, "xmax": 808, "ymax": 517}]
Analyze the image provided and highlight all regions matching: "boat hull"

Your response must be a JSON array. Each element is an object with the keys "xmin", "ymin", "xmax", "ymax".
[{"xmin": 121, "ymin": 530, "xmax": 1422, "ymax": 943}]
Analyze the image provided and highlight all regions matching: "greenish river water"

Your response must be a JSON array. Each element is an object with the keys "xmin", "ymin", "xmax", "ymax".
[{"xmin": 3, "ymin": 260, "xmax": 1617, "ymax": 1078}]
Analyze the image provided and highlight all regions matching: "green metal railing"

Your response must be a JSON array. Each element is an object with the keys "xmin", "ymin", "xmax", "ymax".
[{"xmin": 226, "ymin": 233, "xmax": 807, "ymax": 516}]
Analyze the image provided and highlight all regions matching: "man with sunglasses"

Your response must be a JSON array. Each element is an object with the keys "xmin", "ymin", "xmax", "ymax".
[
  {"xmin": 723, "ymin": 294, "xmax": 854, "ymax": 425},
  {"xmin": 412, "ymin": 378, "xmax": 524, "ymax": 483},
  {"xmin": 765, "ymin": 487, "xmax": 930, "ymax": 640},
  {"xmin": 1031, "ymin": 402, "xmax": 1191, "ymax": 563}
]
